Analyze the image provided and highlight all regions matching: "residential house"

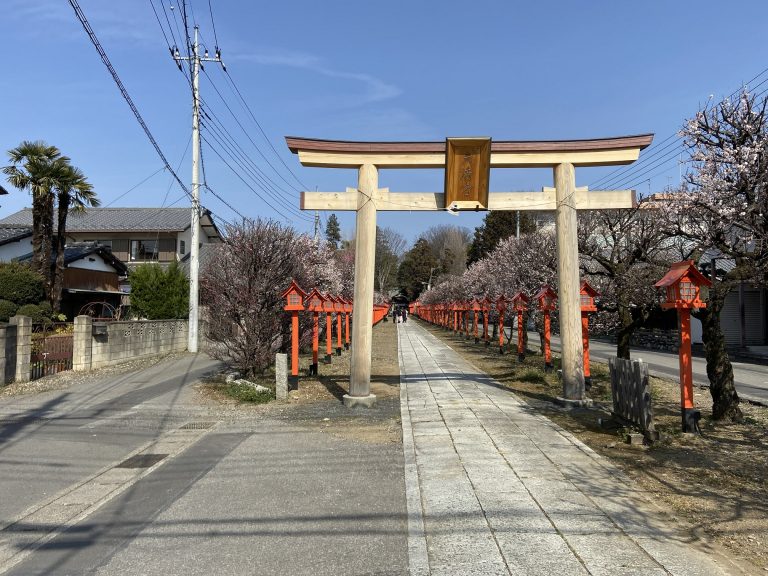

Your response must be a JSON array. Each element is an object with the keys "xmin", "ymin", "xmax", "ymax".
[
  {"xmin": 0, "ymin": 207, "xmax": 223, "ymax": 267},
  {"xmin": 17, "ymin": 242, "xmax": 128, "ymax": 319},
  {"xmin": 0, "ymin": 225, "xmax": 33, "ymax": 262}
]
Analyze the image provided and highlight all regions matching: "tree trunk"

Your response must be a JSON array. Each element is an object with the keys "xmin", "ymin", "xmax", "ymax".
[
  {"xmin": 52, "ymin": 192, "xmax": 70, "ymax": 313},
  {"xmin": 616, "ymin": 303, "xmax": 633, "ymax": 360},
  {"xmin": 700, "ymin": 282, "xmax": 742, "ymax": 421}
]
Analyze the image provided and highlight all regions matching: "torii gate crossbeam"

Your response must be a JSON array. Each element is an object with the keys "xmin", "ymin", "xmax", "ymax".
[{"xmin": 286, "ymin": 134, "xmax": 654, "ymax": 408}]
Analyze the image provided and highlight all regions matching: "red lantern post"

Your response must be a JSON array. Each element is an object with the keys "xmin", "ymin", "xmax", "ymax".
[
  {"xmin": 323, "ymin": 293, "xmax": 335, "ymax": 363},
  {"xmin": 305, "ymin": 288, "xmax": 325, "ymax": 376},
  {"xmin": 471, "ymin": 299, "xmax": 481, "ymax": 343},
  {"xmin": 579, "ymin": 280, "xmax": 599, "ymax": 389},
  {"xmin": 452, "ymin": 302, "xmax": 459, "ymax": 334},
  {"xmin": 462, "ymin": 301, "xmax": 470, "ymax": 339},
  {"xmin": 281, "ymin": 280, "xmax": 307, "ymax": 378},
  {"xmin": 334, "ymin": 296, "xmax": 344, "ymax": 356},
  {"xmin": 496, "ymin": 295, "xmax": 508, "ymax": 355},
  {"xmin": 655, "ymin": 260, "xmax": 711, "ymax": 433},
  {"xmin": 534, "ymin": 285, "xmax": 558, "ymax": 372},
  {"xmin": 511, "ymin": 291, "xmax": 529, "ymax": 362},
  {"xmin": 343, "ymin": 298, "xmax": 352, "ymax": 350},
  {"xmin": 481, "ymin": 297, "xmax": 491, "ymax": 346}
]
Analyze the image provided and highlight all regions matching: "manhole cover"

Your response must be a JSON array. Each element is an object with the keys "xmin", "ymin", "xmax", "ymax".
[
  {"xmin": 179, "ymin": 422, "xmax": 216, "ymax": 430},
  {"xmin": 115, "ymin": 453, "xmax": 168, "ymax": 469}
]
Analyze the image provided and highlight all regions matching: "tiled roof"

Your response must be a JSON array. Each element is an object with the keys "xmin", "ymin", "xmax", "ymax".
[
  {"xmin": 0, "ymin": 225, "xmax": 32, "ymax": 246},
  {"xmin": 0, "ymin": 207, "xmax": 197, "ymax": 232},
  {"xmin": 16, "ymin": 241, "xmax": 128, "ymax": 274},
  {"xmin": 179, "ymin": 243, "xmax": 221, "ymax": 276}
]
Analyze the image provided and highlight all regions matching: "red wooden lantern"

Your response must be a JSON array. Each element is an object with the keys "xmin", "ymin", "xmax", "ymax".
[
  {"xmin": 511, "ymin": 291, "xmax": 529, "ymax": 361},
  {"xmin": 533, "ymin": 285, "xmax": 557, "ymax": 372},
  {"xmin": 579, "ymin": 280, "xmax": 599, "ymax": 388},
  {"xmin": 655, "ymin": 261, "xmax": 711, "ymax": 433},
  {"xmin": 322, "ymin": 293, "xmax": 336, "ymax": 363},
  {"xmin": 281, "ymin": 280, "xmax": 307, "ymax": 378},
  {"xmin": 332, "ymin": 296, "xmax": 344, "ymax": 356},
  {"xmin": 463, "ymin": 300, "xmax": 471, "ymax": 339},
  {"xmin": 481, "ymin": 297, "xmax": 491, "ymax": 345},
  {"xmin": 306, "ymin": 288, "xmax": 325, "ymax": 375},
  {"xmin": 471, "ymin": 299, "xmax": 481, "ymax": 343},
  {"xmin": 340, "ymin": 297, "xmax": 352, "ymax": 350},
  {"xmin": 495, "ymin": 295, "xmax": 508, "ymax": 354}
]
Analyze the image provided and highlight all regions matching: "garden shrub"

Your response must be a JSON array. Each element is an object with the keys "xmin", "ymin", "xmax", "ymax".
[
  {"xmin": 0, "ymin": 262, "xmax": 45, "ymax": 306},
  {"xmin": 0, "ymin": 299, "xmax": 18, "ymax": 322},
  {"xmin": 129, "ymin": 262, "xmax": 189, "ymax": 320}
]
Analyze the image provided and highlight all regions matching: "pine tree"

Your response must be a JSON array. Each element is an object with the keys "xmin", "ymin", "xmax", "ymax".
[{"xmin": 325, "ymin": 214, "xmax": 342, "ymax": 250}]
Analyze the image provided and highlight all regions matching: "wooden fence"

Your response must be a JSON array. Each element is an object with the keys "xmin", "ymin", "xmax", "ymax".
[{"xmin": 608, "ymin": 357, "xmax": 658, "ymax": 440}]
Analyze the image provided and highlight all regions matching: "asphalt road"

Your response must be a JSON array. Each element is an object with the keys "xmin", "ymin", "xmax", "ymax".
[
  {"xmin": 534, "ymin": 331, "xmax": 768, "ymax": 405},
  {"xmin": 0, "ymin": 353, "xmax": 408, "ymax": 576}
]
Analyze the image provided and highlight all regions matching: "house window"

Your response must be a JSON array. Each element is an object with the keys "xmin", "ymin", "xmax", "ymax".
[
  {"xmin": 130, "ymin": 239, "xmax": 159, "ymax": 261},
  {"xmin": 179, "ymin": 240, "xmax": 186, "ymax": 255},
  {"xmin": 96, "ymin": 240, "xmax": 112, "ymax": 249}
]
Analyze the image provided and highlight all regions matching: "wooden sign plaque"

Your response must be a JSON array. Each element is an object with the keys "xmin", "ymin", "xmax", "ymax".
[{"xmin": 444, "ymin": 137, "xmax": 491, "ymax": 210}]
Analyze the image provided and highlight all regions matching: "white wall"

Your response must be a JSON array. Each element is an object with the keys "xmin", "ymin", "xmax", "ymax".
[
  {"xmin": 68, "ymin": 255, "xmax": 118, "ymax": 273},
  {"xmin": 0, "ymin": 237, "xmax": 33, "ymax": 262}
]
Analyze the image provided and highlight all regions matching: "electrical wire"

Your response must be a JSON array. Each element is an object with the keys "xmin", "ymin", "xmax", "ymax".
[{"xmin": 104, "ymin": 166, "xmax": 166, "ymax": 207}]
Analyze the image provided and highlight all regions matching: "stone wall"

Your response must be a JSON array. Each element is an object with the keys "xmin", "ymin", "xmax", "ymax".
[
  {"xmin": 74, "ymin": 316, "xmax": 188, "ymax": 371},
  {"xmin": 0, "ymin": 316, "xmax": 32, "ymax": 385},
  {"xmin": 602, "ymin": 328, "xmax": 680, "ymax": 353}
]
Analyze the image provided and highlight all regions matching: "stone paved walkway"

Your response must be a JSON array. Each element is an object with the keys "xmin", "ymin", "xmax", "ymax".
[{"xmin": 398, "ymin": 322, "xmax": 735, "ymax": 576}]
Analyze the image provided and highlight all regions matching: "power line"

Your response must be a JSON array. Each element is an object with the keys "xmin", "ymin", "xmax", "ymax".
[
  {"xmin": 589, "ymin": 66, "xmax": 768, "ymax": 190},
  {"xmin": 68, "ymin": 0, "xmax": 190, "ymax": 198},
  {"xmin": 202, "ymin": 67, "xmax": 304, "ymax": 193},
  {"xmin": 104, "ymin": 166, "xmax": 166, "ymax": 207},
  {"xmin": 200, "ymin": 118, "xmax": 311, "ymax": 221},
  {"xmin": 70, "ymin": 0, "xmax": 233, "ymax": 232},
  {"xmin": 207, "ymin": 0, "xmax": 220, "ymax": 49},
  {"xmin": 221, "ymin": 68, "xmax": 312, "ymax": 190}
]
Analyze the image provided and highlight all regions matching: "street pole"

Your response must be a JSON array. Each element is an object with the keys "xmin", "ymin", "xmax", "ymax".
[{"xmin": 173, "ymin": 26, "xmax": 223, "ymax": 353}]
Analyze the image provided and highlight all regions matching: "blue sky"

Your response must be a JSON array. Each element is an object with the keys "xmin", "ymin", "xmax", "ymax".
[{"xmin": 2, "ymin": 0, "xmax": 768, "ymax": 244}]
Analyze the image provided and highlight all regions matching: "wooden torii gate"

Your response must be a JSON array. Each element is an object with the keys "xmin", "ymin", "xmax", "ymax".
[{"xmin": 286, "ymin": 134, "xmax": 654, "ymax": 408}]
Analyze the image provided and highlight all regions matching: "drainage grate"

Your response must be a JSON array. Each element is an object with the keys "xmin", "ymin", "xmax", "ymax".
[
  {"xmin": 115, "ymin": 453, "xmax": 168, "ymax": 469},
  {"xmin": 178, "ymin": 421, "xmax": 216, "ymax": 430}
]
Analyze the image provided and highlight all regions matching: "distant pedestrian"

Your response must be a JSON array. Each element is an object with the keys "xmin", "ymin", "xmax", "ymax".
[{"xmin": 402, "ymin": 308, "xmax": 408, "ymax": 323}]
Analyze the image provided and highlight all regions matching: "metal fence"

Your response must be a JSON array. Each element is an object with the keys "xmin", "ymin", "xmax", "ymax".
[{"xmin": 30, "ymin": 323, "xmax": 74, "ymax": 380}]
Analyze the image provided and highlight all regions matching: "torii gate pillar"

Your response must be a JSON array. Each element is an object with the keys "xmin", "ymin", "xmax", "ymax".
[
  {"xmin": 344, "ymin": 163, "xmax": 378, "ymax": 408},
  {"xmin": 554, "ymin": 163, "xmax": 587, "ymax": 404}
]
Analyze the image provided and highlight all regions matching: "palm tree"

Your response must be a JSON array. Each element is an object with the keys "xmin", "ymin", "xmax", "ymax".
[
  {"xmin": 53, "ymin": 163, "xmax": 99, "ymax": 312},
  {"xmin": 3, "ymin": 141, "xmax": 62, "ymax": 287},
  {"xmin": 4, "ymin": 141, "xmax": 99, "ymax": 313}
]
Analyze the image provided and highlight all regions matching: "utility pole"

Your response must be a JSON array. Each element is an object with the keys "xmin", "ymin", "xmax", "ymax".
[
  {"xmin": 516, "ymin": 210, "xmax": 520, "ymax": 238},
  {"xmin": 314, "ymin": 210, "xmax": 321, "ymax": 242},
  {"xmin": 173, "ymin": 26, "xmax": 223, "ymax": 353}
]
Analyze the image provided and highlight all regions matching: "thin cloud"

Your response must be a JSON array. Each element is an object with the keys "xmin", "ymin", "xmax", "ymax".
[{"xmin": 234, "ymin": 49, "xmax": 402, "ymax": 105}]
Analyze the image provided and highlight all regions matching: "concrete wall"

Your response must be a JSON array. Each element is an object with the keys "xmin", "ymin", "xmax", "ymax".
[
  {"xmin": 73, "ymin": 316, "xmax": 188, "ymax": 371},
  {"xmin": 0, "ymin": 316, "xmax": 32, "ymax": 385}
]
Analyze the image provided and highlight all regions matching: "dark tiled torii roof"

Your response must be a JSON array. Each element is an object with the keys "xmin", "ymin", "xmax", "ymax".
[
  {"xmin": 0, "ymin": 225, "xmax": 33, "ymax": 246},
  {"xmin": 0, "ymin": 207, "xmax": 201, "ymax": 233},
  {"xmin": 16, "ymin": 241, "xmax": 128, "ymax": 275}
]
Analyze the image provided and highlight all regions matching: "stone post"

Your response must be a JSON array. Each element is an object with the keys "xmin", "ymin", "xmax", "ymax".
[
  {"xmin": 275, "ymin": 352, "xmax": 288, "ymax": 400},
  {"xmin": 73, "ymin": 315, "xmax": 93, "ymax": 372},
  {"xmin": 554, "ymin": 163, "xmax": 587, "ymax": 404},
  {"xmin": 346, "ymin": 163, "xmax": 378, "ymax": 408},
  {"xmin": 0, "ymin": 324, "xmax": 10, "ymax": 385},
  {"xmin": 9, "ymin": 315, "xmax": 31, "ymax": 383}
]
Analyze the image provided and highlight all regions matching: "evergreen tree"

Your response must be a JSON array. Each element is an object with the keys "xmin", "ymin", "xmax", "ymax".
[
  {"xmin": 325, "ymin": 213, "xmax": 342, "ymax": 249},
  {"xmin": 129, "ymin": 262, "xmax": 189, "ymax": 319},
  {"xmin": 397, "ymin": 238, "xmax": 438, "ymax": 300},
  {"xmin": 467, "ymin": 211, "xmax": 535, "ymax": 265}
]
